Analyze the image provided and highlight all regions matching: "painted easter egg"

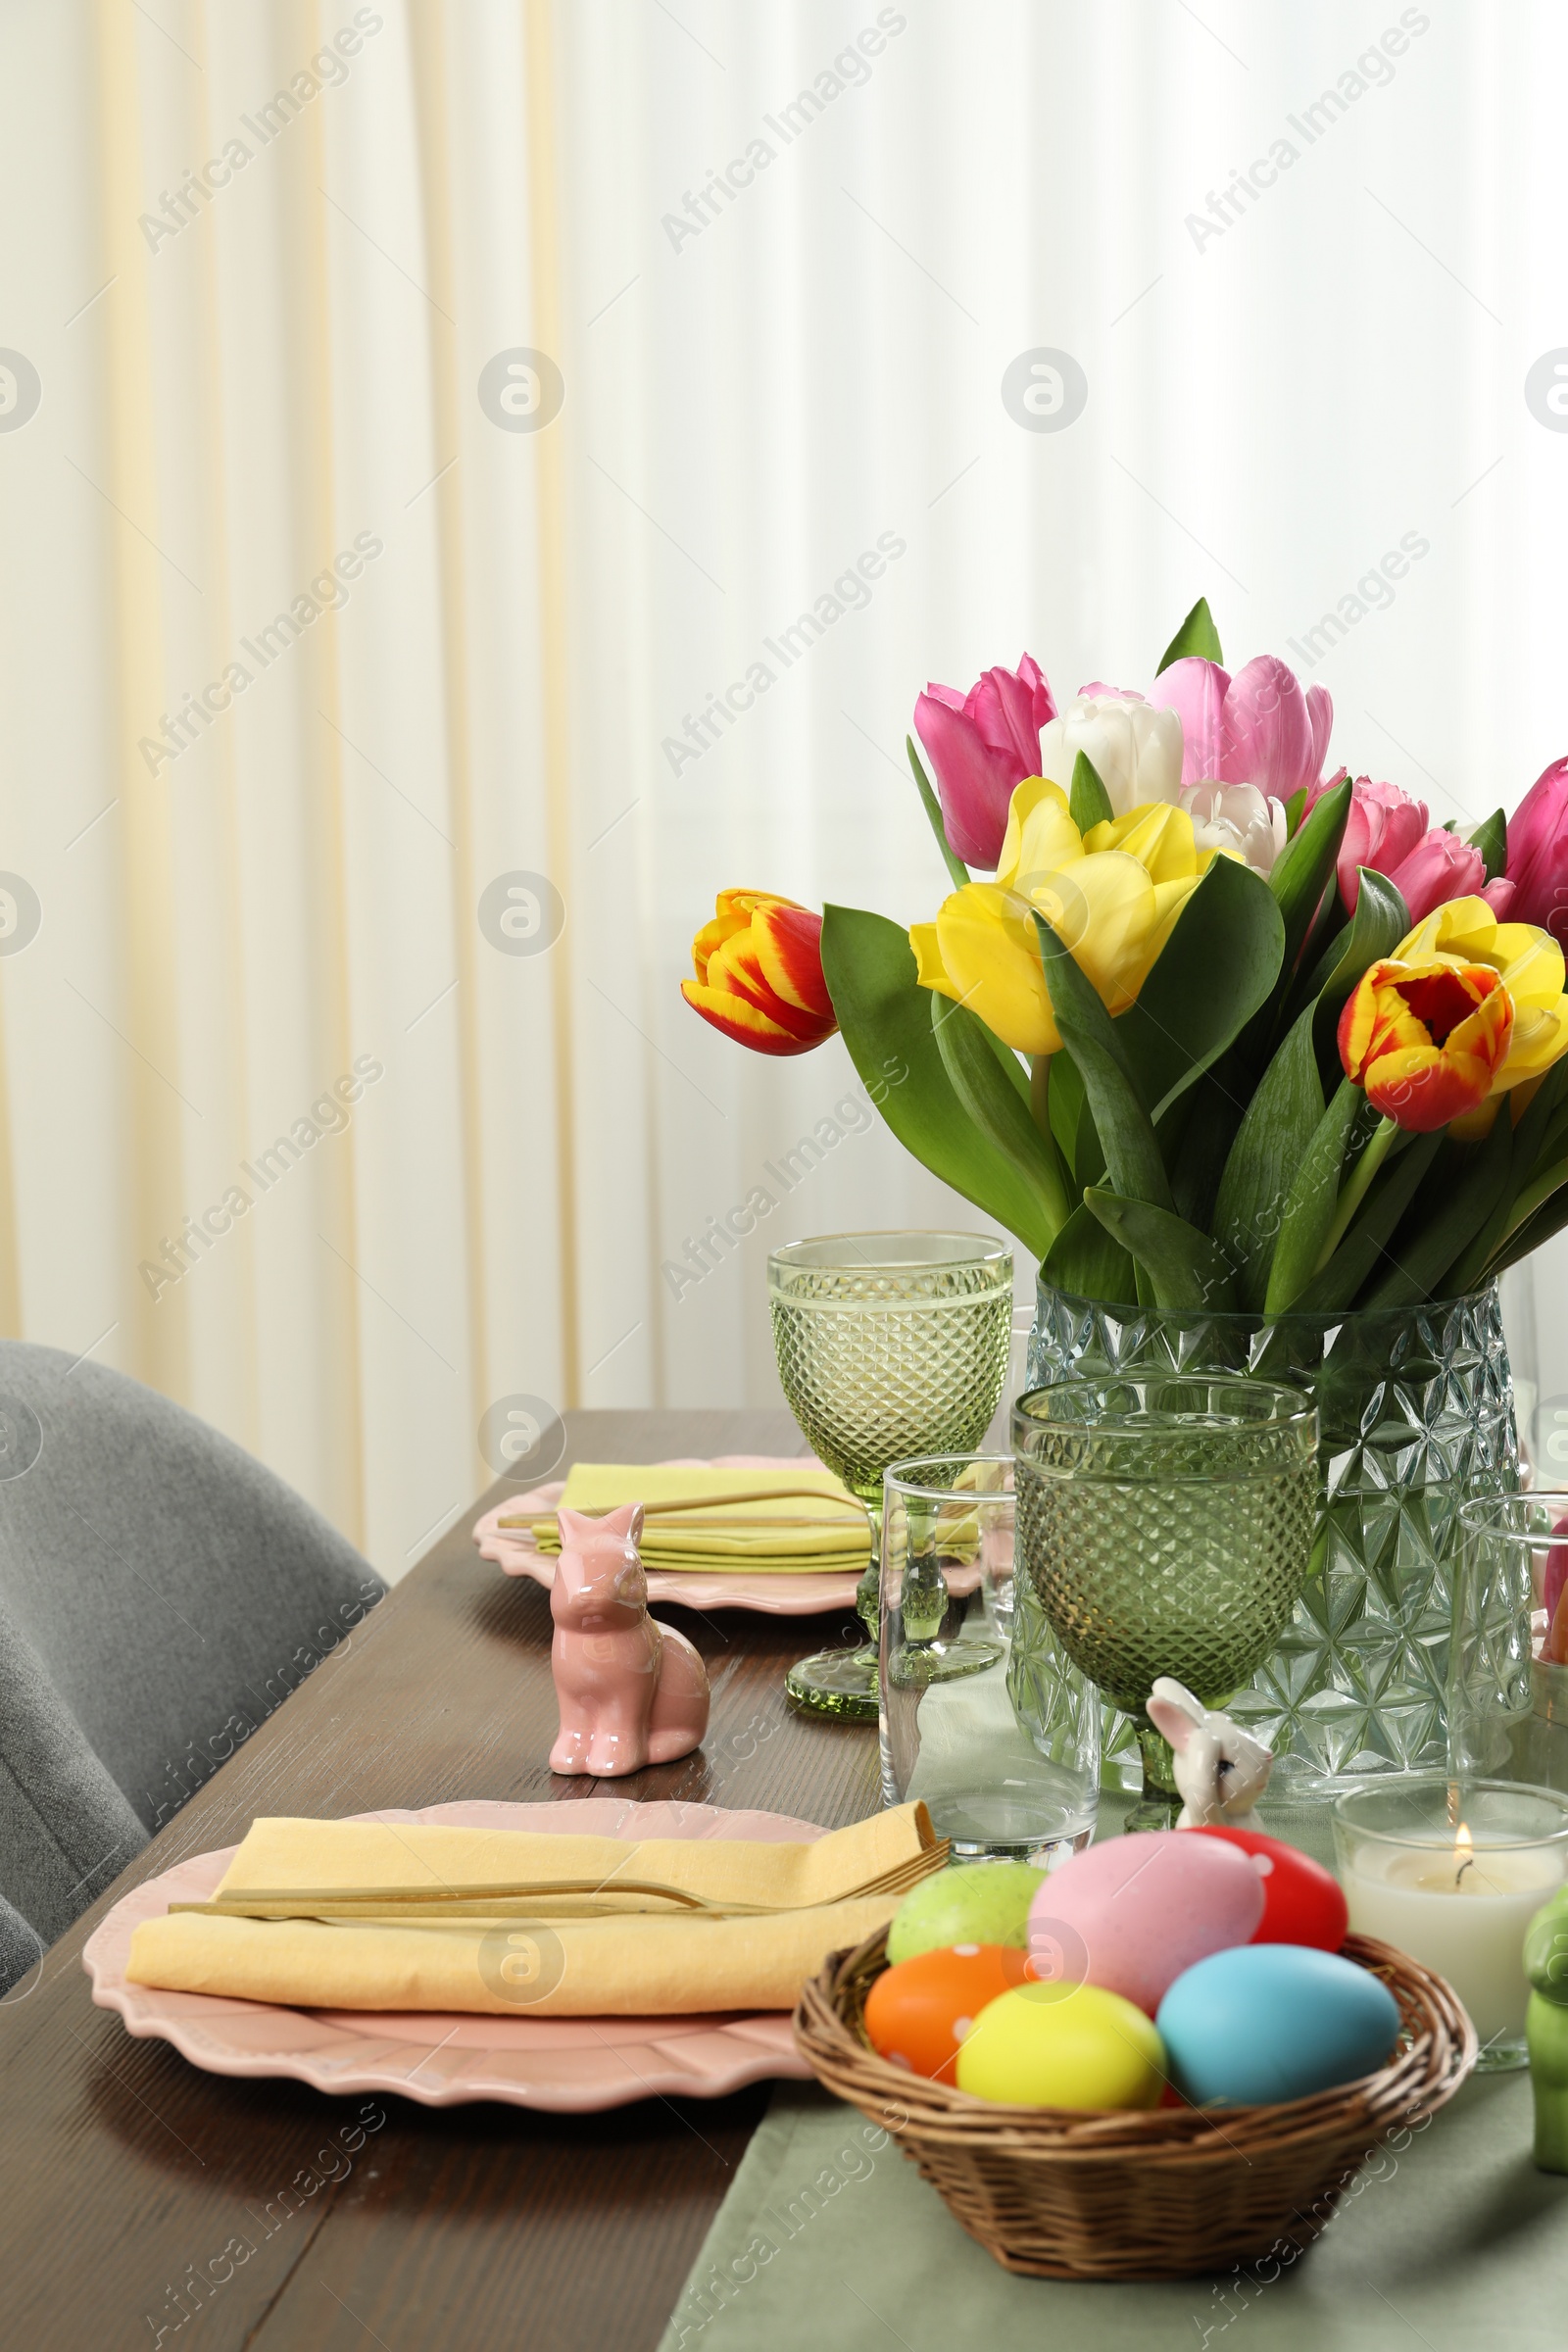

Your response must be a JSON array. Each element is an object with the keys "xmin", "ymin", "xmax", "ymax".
[
  {"xmin": 1156, "ymin": 1944, "xmax": 1400, "ymax": 2107},
  {"xmin": 886, "ymin": 1862, "xmax": 1045, "ymax": 1966},
  {"xmin": 864, "ymin": 1943, "xmax": 1032, "ymax": 2081},
  {"xmin": 956, "ymin": 1981, "xmax": 1166, "ymax": 2110},
  {"xmin": 1027, "ymin": 1830, "xmax": 1263, "ymax": 2014},
  {"xmin": 1187, "ymin": 1826, "xmax": 1348, "ymax": 1951}
]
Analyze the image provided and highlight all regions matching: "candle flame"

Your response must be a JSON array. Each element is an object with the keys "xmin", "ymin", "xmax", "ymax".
[{"xmin": 1454, "ymin": 1822, "xmax": 1474, "ymax": 1888}]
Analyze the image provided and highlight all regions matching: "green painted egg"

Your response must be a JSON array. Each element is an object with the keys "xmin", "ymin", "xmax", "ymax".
[{"xmin": 887, "ymin": 1862, "xmax": 1046, "ymax": 1966}]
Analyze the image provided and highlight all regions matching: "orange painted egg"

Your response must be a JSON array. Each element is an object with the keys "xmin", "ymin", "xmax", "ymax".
[{"xmin": 863, "ymin": 1943, "xmax": 1032, "ymax": 2082}]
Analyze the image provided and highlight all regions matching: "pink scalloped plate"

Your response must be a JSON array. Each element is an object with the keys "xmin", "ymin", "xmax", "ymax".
[
  {"xmin": 476, "ymin": 1454, "xmax": 863, "ymax": 1614},
  {"xmin": 84, "ymin": 1798, "xmax": 825, "ymax": 2112}
]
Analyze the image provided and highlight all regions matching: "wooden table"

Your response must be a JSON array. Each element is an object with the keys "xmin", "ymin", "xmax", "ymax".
[{"xmin": 0, "ymin": 1410, "xmax": 881, "ymax": 2351}]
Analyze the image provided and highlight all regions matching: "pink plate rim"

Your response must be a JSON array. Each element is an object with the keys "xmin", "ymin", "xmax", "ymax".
[
  {"xmin": 84, "ymin": 1798, "xmax": 827, "ymax": 2113},
  {"xmin": 475, "ymin": 1454, "xmax": 863, "ymax": 1615}
]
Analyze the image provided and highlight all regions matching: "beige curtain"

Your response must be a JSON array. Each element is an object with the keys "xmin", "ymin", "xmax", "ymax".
[{"xmin": 0, "ymin": 0, "xmax": 591, "ymax": 1571}]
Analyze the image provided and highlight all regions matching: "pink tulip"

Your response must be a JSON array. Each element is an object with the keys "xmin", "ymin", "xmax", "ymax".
[
  {"xmin": 1150, "ymin": 655, "xmax": 1334, "ymax": 800},
  {"xmin": 1312, "ymin": 773, "xmax": 1514, "ymax": 923},
  {"xmin": 914, "ymin": 654, "xmax": 1056, "ymax": 868},
  {"xmin": 1504, "ymin": 756, "xmax": 1568, "ymax": 949}
]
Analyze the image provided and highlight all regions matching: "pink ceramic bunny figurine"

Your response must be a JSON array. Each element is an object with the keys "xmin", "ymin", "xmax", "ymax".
[{"xmin": 548, "ymin": 1501, "xmax": 710, "ymax": 1776}]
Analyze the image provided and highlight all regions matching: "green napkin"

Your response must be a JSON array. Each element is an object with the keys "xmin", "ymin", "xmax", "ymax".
[{"xmin": 515, "ymin": 1463, "xmax": 870, "ymax": 1574}]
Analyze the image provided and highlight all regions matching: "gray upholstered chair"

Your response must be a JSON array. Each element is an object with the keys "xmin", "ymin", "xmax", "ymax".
[{"xmin": 0, "ymin": 1341, "xmax": 383, "ymax": 1991}]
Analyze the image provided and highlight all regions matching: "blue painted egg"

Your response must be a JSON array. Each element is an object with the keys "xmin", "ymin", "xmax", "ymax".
[{"xmin": 1155, "ymin": 1945, "xmax": 1400, "ymax": 2108}]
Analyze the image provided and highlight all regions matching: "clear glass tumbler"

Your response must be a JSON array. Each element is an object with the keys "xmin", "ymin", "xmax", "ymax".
[
  {"xmin": 768, "ymin": 1233, "xmax": 1013, "ymax": 1721},
  {"xmin": 1451, "ymin": 1492, "xmax": 1568, "ymax": 1794},
  {"xmin": 880, "ymin": 1454, "xmax": 1099, "ymax": 1860},
  {"xmin": 1013, "ymin": 1374, "xmax": 1318, "ymax": 1830}
]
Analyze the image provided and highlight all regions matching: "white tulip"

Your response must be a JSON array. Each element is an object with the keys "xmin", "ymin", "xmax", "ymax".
[
  {"xmin": 1037, "ymin": 694, "xmax": 1184, "ymax": 817},
  {"xmin": 1182, "ymin": 781, "xmax": 1287, "ymax": 876}
]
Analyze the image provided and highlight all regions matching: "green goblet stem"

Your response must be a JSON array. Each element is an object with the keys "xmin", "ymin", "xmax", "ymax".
[{"xmin": 1127, "ymin": 1716, "xmax": 1182, "ymax": 1833}]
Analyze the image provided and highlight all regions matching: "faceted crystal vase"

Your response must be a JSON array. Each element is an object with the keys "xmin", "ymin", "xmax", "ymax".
[{"xmin": 1011, "ymin": 1282, "xmax": 1523, "ymax": 1797}]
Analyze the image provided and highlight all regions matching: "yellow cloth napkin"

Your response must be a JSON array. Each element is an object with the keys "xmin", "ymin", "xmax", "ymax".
[
  {"xmin": 514, "ymin": 1463, "xmax": 871, "ymax": 1574},
  {"xmin": 124, "ymin": 1805, "xmax": 941, "ymax": 2016}
]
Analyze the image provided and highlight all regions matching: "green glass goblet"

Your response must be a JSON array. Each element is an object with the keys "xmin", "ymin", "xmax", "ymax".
[
  {"xmin": 768, "ymin": 1233, "xmax": 1013, "ymax": 1721},
  {"xmin": 1013, "ymin": 1375, "xmax": 1318, "ymax": 1830}
]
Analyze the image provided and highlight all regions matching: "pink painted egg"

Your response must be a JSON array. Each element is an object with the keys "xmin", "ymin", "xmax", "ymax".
[{"xmin": 1027, "ymin": 1830, "xmax": 1264, "ymax": 2015}]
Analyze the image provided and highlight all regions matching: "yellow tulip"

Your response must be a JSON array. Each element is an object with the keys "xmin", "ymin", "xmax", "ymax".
[
  {"xmin": 909, "ymin": 777, "xmax": 1219, "ymax": 1054},
  {"xmin": 1394, "ymin": 898, "xmax": 1568, "ymax": 1124}
]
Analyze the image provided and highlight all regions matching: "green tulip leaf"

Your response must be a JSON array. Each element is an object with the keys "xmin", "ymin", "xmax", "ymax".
[
  {"xmin": 933, "ymin": 997, "xmax": 1071, "ymax": 1241},
  {"xmin": 1363, "ymin": 1118, "xmax": 1515, "ymax": 1309},
  {"xmin": 1115, "ymin": 857, "xmax": 1285, "ymax": 1120},
  {"xmin": 1468, "ymin": 807, "xmax": 1507, "ymax": 884},
  {"xmin": 1043, "ymin": 1200, "xmax": 1136, "ymax": 1304},
  {"xmin": 1506, "ymin": 1056, "xmax": 1568, "ymax": 1200},
  {"xmin": 1156, "ymin": 596, "xmax": 1223, "ymax": 674},
  {"xmin": 905, "ymin": 736, "xmax": 970, "ymax": 892},
  {"xmin": 1482, "ymin": 1170, "xmax": 1568, "ymax": 1282},
  {"xmin": 1047, "ymin": 1048, "xmax": 1084, "ymax": 1167},
  {"xmin": 1299, "ymin": 870, "xmax": 1409, "ymax": 1020},
  {"xmin": 984, "ymin": 1027, "xmax": 1030, "ymax": 1103},
  {"xmin": 1033, "ymin": 916, "xmax": 1172, "ymax": 1211},
  {"xmin": 820, "ymin": 905, "xmax": 1060, "ymax": 1260},
  {"xmin": 1262, "ymin": 1079, "xmax": 1362, "ymax": 1313},
  {"xmin": 1269, "ymin": 777, "xmax": 1351, "ymax": 981},
  {"xmin": 1287, "ymin": 1132, "xmax": 1442, "ymax": 1312},
  {"xmin": 1283, "ymin": 785, "xmax": 1308, "ymax": 841},
  {"xmin": 1298, "ymin": 870, "xmax": 1411, "ymax": 1076},
  {"xmin": 1083, "ymin": 1190, "xmax": 1239, "ymax": 1311},
  {"xmin": 1068, "ymin": 751, "xmax": 1115, "ymax": 836},
  {"xmin": 1163, "ymin": 1069, "xmax": 1246, "ymax": 1235},
  {"xmin": 1212, "ymin": 1004, "xmax": 1325, "ymax": 1309}
]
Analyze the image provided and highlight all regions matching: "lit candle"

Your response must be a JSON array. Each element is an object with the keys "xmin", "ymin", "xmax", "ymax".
[{"xmin": 1333, "ymin": 1781, "xmax": 1568, "ymax": 2070}]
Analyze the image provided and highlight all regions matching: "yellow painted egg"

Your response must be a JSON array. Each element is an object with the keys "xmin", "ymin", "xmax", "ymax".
[{"xmin": 955, "ymin": 1980, "xmax": 1166, "ymax": 2110}]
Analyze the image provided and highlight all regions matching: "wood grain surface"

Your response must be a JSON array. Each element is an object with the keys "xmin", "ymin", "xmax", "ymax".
[{"xmin": 0, "ymin": 1410, "xmax": 881, "ymax": 2352}]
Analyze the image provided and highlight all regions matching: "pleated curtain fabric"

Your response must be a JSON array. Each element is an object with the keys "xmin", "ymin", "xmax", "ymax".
[{"xmin": 0, "ymin": 2, "xmax": 1563, "ymax": 1579}]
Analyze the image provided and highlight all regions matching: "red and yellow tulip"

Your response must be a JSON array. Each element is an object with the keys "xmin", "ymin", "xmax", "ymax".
[
  {"xmin": 1338, "ymin": 901, "xmax": 1568, "ymax": 1133},
  {"xmin": 1338, "ymin": 958, "xmax": 1513, "ymax": 1131},
  {"xmin": 681, "ymin": 890, "xmax": 837, "ymax": 1056}
]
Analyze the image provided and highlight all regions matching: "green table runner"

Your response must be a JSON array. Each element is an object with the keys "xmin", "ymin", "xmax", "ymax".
[
  {"xmin": 659, "ymin": 1799, "xmax": 1567, "ymax": 2350},
  {"xmin": 659, "ymin": 2073, "xmax": 1559, "ymax": 2351}
]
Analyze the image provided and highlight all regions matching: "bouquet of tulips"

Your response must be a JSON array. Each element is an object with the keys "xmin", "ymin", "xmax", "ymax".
[{"xmin": 682, "ymin": 600, "xmax": 1568, "ymax": 1316}]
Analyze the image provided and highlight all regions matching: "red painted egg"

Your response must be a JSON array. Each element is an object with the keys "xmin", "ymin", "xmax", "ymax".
[
  {"xmin": 1187, "ymin": 1827, "xmax": 1348, "ymax": 1951},
  {"xmin": 863, "ymin": 1943, "xmax": 1032, "ymax": 2082}
]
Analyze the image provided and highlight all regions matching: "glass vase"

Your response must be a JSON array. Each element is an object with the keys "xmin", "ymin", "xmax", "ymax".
[{"xmin": 1010, "ymin": 1280, "xmax": 1522, "ymax": 1798}]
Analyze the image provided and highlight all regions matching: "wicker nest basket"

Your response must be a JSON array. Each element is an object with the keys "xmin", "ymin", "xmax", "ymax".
[{"xmin": 794, "ymin": 1927, "xmax": 1476, "ymax": 2280}]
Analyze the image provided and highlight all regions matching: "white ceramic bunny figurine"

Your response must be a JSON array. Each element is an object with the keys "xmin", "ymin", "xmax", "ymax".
[{"xmin": 1146, "ymin": 1677, "xmax": 1274, "ymax": 1829}]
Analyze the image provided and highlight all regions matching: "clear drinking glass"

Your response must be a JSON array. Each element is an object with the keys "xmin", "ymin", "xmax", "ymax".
[
  {"xmin": 768, "ymin": 1233, "xmax": 1013, "ymax": 1721},
  {"xmin": 1450, "ymin": 1493, "xmax": 1568, "ymax": 1794},
  {"xmin": 1013, "ymin": 1374, "xmax": 1318, "ymax": 1830},
  {"xmin": 880, "ymin": 1455, "xmax": 1099, "ymax": 1860},
  {"xmin": 1334, "ymin": 1777, "xmax": 1568, "ymax": 2070}
]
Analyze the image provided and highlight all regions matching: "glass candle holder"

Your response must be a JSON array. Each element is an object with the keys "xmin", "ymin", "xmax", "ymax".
[
  {"xmin": 1334, "ymin": 1778, "xmax": 1568, "ymax": 2071},
  {"xmin": 1451, "ymin": 1493, "xmax": 1568, "ymax": 1794},
  {"xmin": 879, "ymin": 1455, "xmax": 1099, "ymax": 1861},
  {"xmin": 1013, "ymin": 1374, "xmax": 1317, "ymax": 1830},
  {"xmin": 768, "ymin": 1232, "xmax": 1013, "ymax": 1723}
]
